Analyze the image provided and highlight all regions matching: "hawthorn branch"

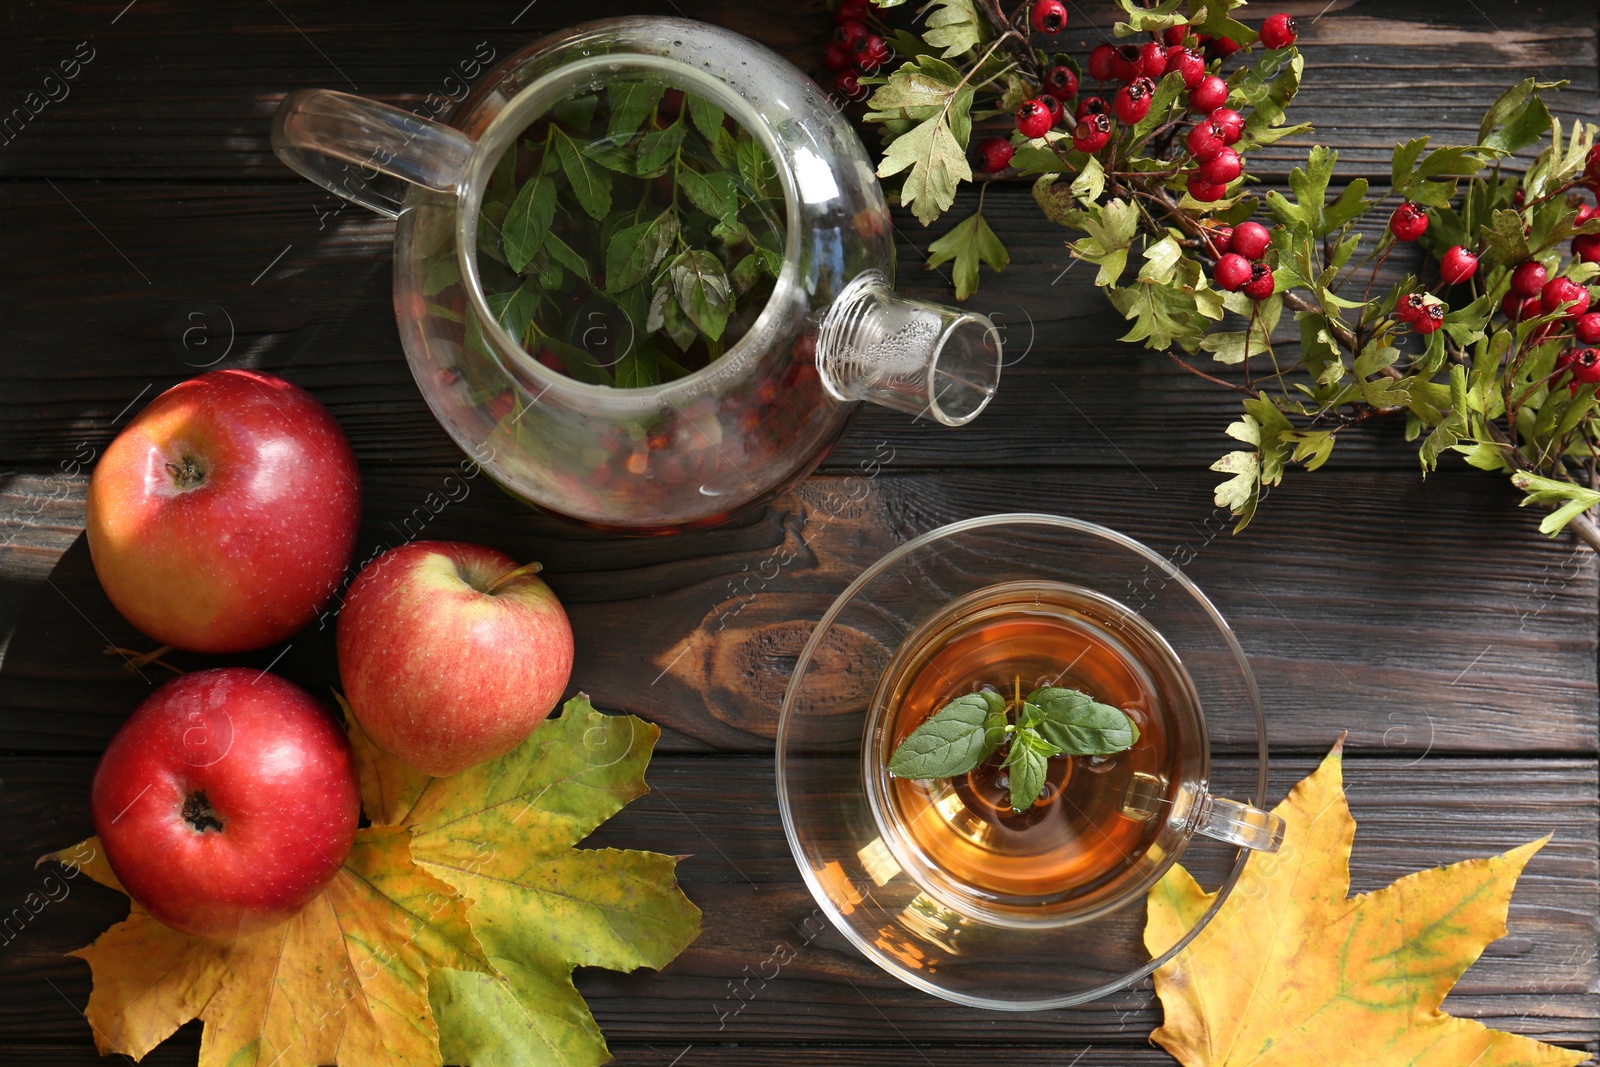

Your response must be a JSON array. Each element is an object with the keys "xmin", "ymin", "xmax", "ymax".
[{"xmin": 975, "ymin": 0, "xmax": 1038, "ymax": 74}]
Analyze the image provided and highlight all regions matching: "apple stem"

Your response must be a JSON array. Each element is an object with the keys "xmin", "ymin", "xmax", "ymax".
[
  {"xmin": 104, "ymin": 644, "xmax": 182, "ymax": 675},
  {"xmin": 484, "ymin": 561, "xmax": 543, "ymax": 596}
]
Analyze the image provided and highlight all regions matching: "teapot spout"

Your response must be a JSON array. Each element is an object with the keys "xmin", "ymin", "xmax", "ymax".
[{"xmin": 815, "ymin": 271, "xmax": 1002, "ymax": 426}]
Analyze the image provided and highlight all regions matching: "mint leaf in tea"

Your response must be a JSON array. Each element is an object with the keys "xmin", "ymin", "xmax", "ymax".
[
  {"xmin": 887, "ymin": 680, "xmax": 1140, "ymax": 812},
  {"xmin": 472, "ymin": 80, "xmax": 786, "ymax": 389}
]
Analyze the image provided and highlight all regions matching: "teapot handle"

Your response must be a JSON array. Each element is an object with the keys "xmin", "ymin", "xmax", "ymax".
[{"xmin": 270, "ymin": 89, "xmax": 475, "ymax": 218}]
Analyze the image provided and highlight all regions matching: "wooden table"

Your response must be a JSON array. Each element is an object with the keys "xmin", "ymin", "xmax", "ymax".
[{"xmin": 3, "ymin": 1, "xmax": 1597, "ymax": 1063}]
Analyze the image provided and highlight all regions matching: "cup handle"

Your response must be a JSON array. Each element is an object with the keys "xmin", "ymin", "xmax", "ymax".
[
  {"xmin": 1190, "ymin": 793, "xmax": 1285, "ymax": 852},
  {"xmin": 270, "ymin": 89, "xmax": 475, "ymax": 218}
]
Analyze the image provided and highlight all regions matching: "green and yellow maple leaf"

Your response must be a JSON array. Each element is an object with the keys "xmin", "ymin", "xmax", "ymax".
[
  {"xmin": 46, "ymin": 827, "xmax": 490, "ymax": 1067},
  {"xmin": 348, "ymin": 695, "xmax": 703, "ymax": 1067},
  {"xmin": 1145, "ymin": 739, "xmax": 1589, "ymax": 1067}
]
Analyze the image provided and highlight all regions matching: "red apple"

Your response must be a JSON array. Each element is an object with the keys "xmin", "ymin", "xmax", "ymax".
[
  {"xmin": 86, "ymin": 369, "xmax": 360, "ymax": 653},
  {"xmin": 337, "ymin": 541, "xmax": 574, "ymax": 776},
  {"xmin": 90, "ymin": 668, "xmax": 360, "ymax": 938}
]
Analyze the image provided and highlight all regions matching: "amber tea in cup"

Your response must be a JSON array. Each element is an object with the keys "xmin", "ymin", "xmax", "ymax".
[{"xmin": 864, "ymin": 579, "xmax": 1273, "ymax": 929}]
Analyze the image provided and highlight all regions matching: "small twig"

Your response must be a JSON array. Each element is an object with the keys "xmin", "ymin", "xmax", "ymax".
[{"xmin": 1167, "ymin": 351, "xmax": 1260, "ymax": 396}]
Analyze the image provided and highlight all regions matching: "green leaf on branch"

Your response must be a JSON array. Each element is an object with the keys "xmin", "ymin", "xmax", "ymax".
[
  {"xmin": 1479, "ymin": 77, "xmax": 1558, "ymax": 156},
  {"xmin": 921, "ymin": 0, "xmax": 983, "ymax": 58},
  {"xmin": 877, "ymin": 99, "xmax": 974, "ymax": 225},
  {"xmin": 1511, "ymin": 471, "xmax": 1600, "ymax": 536},
  {"xmin": 866, "ymin": 55, "xmax": 968, "ymax": 117},
  {"xmin": 1202, "ymin": 295, "xmax": 1280, "ymax": 365},
  {"xmin": 1069, "ymin": 198, "xmax": 1140, "ymax": 286},
  {"xmin": 1114, "ymin": 0, "xmax": 1187, "ymax": 35},
  {"xmin": 926, "ymin": 208, "xmax": 1010, "ymax": 300}
]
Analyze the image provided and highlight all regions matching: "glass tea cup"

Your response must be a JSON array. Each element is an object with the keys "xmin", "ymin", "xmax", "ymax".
[
  {"xmin": 271, "ymin": 17, "xmax": 1003, "ymax": 533},
  {"xmin": 776, "ymin": 513, "xmax": 1284, "ymax": 1008}
]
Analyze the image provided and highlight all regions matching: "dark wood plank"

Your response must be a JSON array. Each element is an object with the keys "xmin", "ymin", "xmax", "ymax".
[
  {"xmin": 1, "ymin": 755, "xmax": 1594, "ymax": 1050},
  {"xmin": 2, "ymin": 465, "xmax": 1593, "ymax": 757},
  {"xmin": 0, "ymin": 1, "xmax": 1593, "ymax": 180}
]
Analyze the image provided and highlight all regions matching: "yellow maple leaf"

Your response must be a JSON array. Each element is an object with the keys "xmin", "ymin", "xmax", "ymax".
[
  {"xmin": 1144, "ymin": 739, "xmax": 1590, "ymax": 1067},
  {"xmin": 44, "ymin": 827, "xmax": 490, "ymax": 1067}
]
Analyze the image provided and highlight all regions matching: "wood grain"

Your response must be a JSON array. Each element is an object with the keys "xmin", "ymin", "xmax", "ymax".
[{"xmin": 1, "ymin": 755, "xmax": 1594, "ymax": 1053}]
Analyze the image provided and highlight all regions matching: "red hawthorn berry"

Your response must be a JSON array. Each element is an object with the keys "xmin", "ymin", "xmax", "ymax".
[
  {"xmin": 1137, "ymin": 41, "xmax": 1169, "ymax": 79},
  {"xmin": 1570, "ymin": 347, "xmax": 1600, "ymax": 385},
  {"xmin": 1389, "ymin": 202, "xmax": 1428, "ymax": 242},
  {"xmin": 1231, "ymin": 221, "xmax": 1272, "ymax": 260},
  {"xmin": 1260, "ymin": 13, "xmax": 1298, "ymax": 49},
  {"xmin": 1187, "ymin": 119, "xmax": 1225, "ymax": 161},
  {"xmin": 834, "ymin": 19, "xmax": 868, "ymax": 45},
  {"xmin": 1111, "ymin": 45, "xmax": 1141, "ymax": 84},
  {"xmin": 1501, "ymin": 292, "xmax": 1541, "ymax": 321},
  {"xmin": 1166, "ymin": 46, "xmax": 1207, "ymax": 89},
  {"xmin": 1016, "ymin": 98, "xmax": 1054, "ymax": 140},
  {"xmin": 1574, "ymin": 202, "xmax": 1596, "ymax": 226},
  {"xmin": 1574, "ymin": 233, "xmax": 1600, "ymax": 264},
  {"xmin": 1438, "ymin": 245, "xmax": 1479, "ymax": 286},
  {"xmin": 834, "ymin": 69, "xmax": 867, "ymax": 100},
  {"xmin": 1187, "ymin": 175, "xmax": 1228, "ymax": 203},
  {"xmin": 1413, "ymin": 301, "xmax": 1446, "ymax": 335},
  {"xmin": 1207, "ymin": 224, "xmax": 1235, "ymax": 256},
  {"xmin": 853, "ymin": 34, "xmax": 891, "ymax": 72},
  {"xmin": 1072, "ymin": 112, "xmax": 1114, "ymax": 152},
  {"xmin": 1189, "ymin": 75, "xmax": 1228, "ymax": 113},
  {"xmin": 836, "ymin": 0, "xmax": 870, "ymax": 20},
  {"xmin": 1209, "ymin": 36, "xmax": 1242, "ymax": 60},
  {"xmin": 823, "ymin": 42, "xmax": 854, "ymax": 71},
  {"xmin": 1543, "ymin": 276, "xmax": 1592, "ymax": 318},
  {"xmin": 1243, "ymin": 262, "xmax": 1276, "ymax": 301},
  {"xmin": 1163, "ymin": 25, "xmax": 1189, "ymax": 46},
  {"xmin": 1076, "ymin": 95, "xmax": 1110, "ymax": 119},
  {"xmin": 1397, "ymin": 292, "xmax": 1429, "ymax": 324},
  {"xmin": 1510, "ymin": 261, "xmax": 1549, "ymax": 299},
  {"xmin": 1114, "ymin": 77, "xmax": 1156, "ymax": 124},
  {"xmin": 1214, "ymin": 252, "xmax": 1253, "ymax": 291},
  {"xmin": 1576, "ymin": 313, "xmax": 1600, "ymax": 345},
  {"xmin": 1208, "ymin": 108, "xmax": 1244, "ymax": 145},
  {"xmin": 1031, "ymin": 0, "xmax": 1069, "ymax": 35},
  {"xmin": 1044, "ymin": 64, "xmax": 1079, "ymax": 100},
  {"xmin": 1038, "ymin": 93, "xmax": 1064, "ymax": 123},
  {"xmin": 976, "ymin": 136, "xmax": 1014, "ymax": 173},
  {"xmin": 1088, "ymin": 43, "xmax": 1117, "ymax": 83},
  {"xmin": 1197, "ymin": 146, "xmax": 1243, "ymax": 185}
]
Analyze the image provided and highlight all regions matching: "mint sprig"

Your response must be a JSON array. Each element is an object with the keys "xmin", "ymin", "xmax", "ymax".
[{"xmin": 886, "ymin": 682, "xmax": 1141, "ymax": 813}]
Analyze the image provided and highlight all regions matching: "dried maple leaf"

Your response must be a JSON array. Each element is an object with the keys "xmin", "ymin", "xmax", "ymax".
[
  {"xmin": 1144, "ymin": 739, "xmax": 1589, "ymax": 1067},
  {"xmin": 345, "ymin": 695, "xmax": 703, "ymax": 1067},
  {"xmin": 45, "ymin": 826, "xmax": 490, "ymax": 1067}
]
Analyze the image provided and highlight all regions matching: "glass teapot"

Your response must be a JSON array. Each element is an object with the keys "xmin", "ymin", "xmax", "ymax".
[{"xmin": 271, "ymin": 17, "xmax": 1002, "ymax": 532}]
